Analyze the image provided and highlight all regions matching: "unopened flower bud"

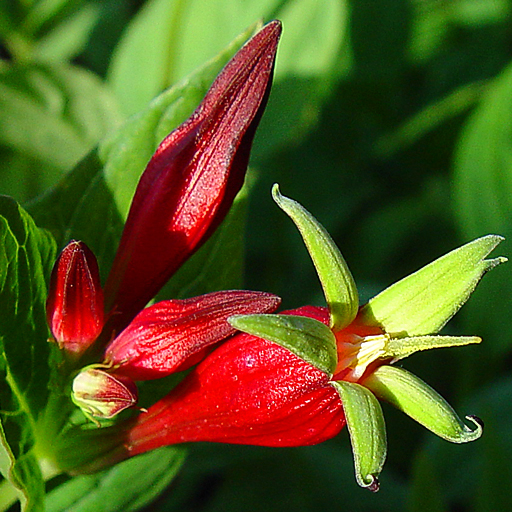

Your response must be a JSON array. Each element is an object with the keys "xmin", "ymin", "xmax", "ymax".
[
  {"xmin": 72, "ymin": 367, "xmax": 138, "ymax": 421},
  {"xmin": 46, "ymin": 241, "xmax": 104, "ymax": 358}
]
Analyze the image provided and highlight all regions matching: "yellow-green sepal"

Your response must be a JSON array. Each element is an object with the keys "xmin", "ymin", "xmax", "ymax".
[
  {"xmin": 330, "ymin": 380, "xmax": 387, "ymax": 492},
  {"xmin": 383, "ymin": 335, "xmax": 481, "ymax": 361},
  {"xmin": 229, "ymin": 313, "xmax": 337, "ymax": 375},
  {"xmin": 363, "ymin": 365, "xmax": 483, "ymax": 443},
  {"xmin": 272, "ymin": 184, "xmax": 359, "ymax": 332},
  {"xmin": 360, "ymin": 235, "xmax": 506, "ymax": 336}
]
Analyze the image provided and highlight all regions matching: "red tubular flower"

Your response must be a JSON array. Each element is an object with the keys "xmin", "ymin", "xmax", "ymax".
[
  {"xmin": 99, "ymin": 187, "xmax": 503, "ymax": 492},
  {"xmin": 125, "ymin": 306, "xmax": 346, "ymax": 456},
  {"xmin": 104, "ymin": 291, "xmax": 281, "ymax": 380},
  {"xmin": 103, "ymin": 20, "xmax": 282, "ymax": 331},
  {"xmin": 46, "ymin": 240, "xmax": 104, "ymax": 358}
]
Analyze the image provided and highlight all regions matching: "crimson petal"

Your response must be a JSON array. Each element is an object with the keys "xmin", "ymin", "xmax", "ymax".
[
  {"xmin": 105, "ymin": 290, "xmax": 281, "ymax": 380},
  {"xmin": 125, "ymin": 329, "xmax": 345, "ymax": 456}
]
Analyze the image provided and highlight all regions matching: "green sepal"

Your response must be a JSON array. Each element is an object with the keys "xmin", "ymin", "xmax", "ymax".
[
  {"xmin": 229, "ymin": 314, "xmax": 337, "ymax": 375},
  {"xmin": 360, "ymin": 235, "xmax": 506, "ymax": 336},
  {"xmin": 383, "ymin": 335, "xmax": 481, "ymax": 361},
  {"xmin": 272, "ymin": 184, "xmax": 359, "ymax": 332},
  {"xmin": 363, "ymin": 365, "xmax": 483, "ymax": 443},
  {"xmin": 330, "ymin": 381, "xmax": 387, "ymax": 492}
]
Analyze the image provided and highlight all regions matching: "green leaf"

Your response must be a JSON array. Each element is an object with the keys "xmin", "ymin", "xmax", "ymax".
[
  {"xmin": 107, "ymin": 0, "xmax": 264, "ymax": 117},
  {"xmin": 0, "ymin": 62, "xmax": 121, "ymax": 202},
  {"xmin": 29, "ymin": 29, "xmax": 252, "ymax": 282},
  {"xmin": 330, "ymin": 380, "xmax": 387, "ymax": 492},
  {"xmin": 364, "ymin": 365, "xmax": 483, "ymax": 443},
  {"xmin": 360, "ymin": 235, "xmax": 506, "ymax": 336},
  {"xmin": 407, "ymin": 450, "xmax": 448, "ymax": 512},
  {"xmin": 253, "ymin": 0, "xmax": 350, "ymax": 159},
  {"xmin": 0, "ymin": 196, "xmax": 57, "ymax": 511},
  {"xmin": 229, "ymin": 314, "xmax": 337, "ymax": 375},
  {"xmin": 46, "ymin": 447, "xmax": 186, "ymax": 512},
  {"xmin": 384, "ymin": 335, "xmax": 481, "ymax": 361},
  {"xmin": 272, "ymin": 184, "xmax": 358, "ymax": 331}
]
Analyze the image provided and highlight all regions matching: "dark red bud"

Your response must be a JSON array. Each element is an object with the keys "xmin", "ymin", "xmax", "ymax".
[
  {"xmin": 46, "ymin": 241, "xmax": 104, "ymax": 357},
  {"xmin": 124, "ymin": 307, "xmax": 345, "ymax": 456},
  {"xmin": 105, "ymin": 291, "xmax": 281, "ymax": 380},
  {"xmin": 104, "ymin": 21, "xmax": 282, "ymax": 332}
]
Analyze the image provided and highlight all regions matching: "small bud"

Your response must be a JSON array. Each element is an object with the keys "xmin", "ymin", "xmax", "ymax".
[
  {"xmin": 46, "ymin": 241, "xmax": 104, "ymax": 358},
  {"xmin": 72, "ymin": 367, "xmax": 138, "ymax": 421}
]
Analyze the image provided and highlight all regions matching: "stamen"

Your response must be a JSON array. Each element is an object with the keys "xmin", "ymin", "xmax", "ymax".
[{"xmin": 335, "ymin": 333, "xmax": 389, "ymax": 382}]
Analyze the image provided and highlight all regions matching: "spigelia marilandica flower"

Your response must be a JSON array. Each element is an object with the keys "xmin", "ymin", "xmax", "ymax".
[
  {"xmin": 110, "ymin": 184, "xmax": 506, "ymax": 491},
  {"xmin": 45, "ymin": 21, "xmax": 282, "ymax": 422}
]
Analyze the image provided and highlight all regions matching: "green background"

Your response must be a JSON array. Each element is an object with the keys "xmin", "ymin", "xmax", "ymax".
[{"xmin": 1, "ymin": 1, "xmax": 512, "ymax": 511}]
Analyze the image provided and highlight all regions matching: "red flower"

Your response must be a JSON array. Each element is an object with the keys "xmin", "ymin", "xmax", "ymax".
[
  {"xmin": 108, "ymin": 187, "xmax": 503, "ymax": 492},
  {"xmin": 104, "ymin": 290, "xmax": 281, "ymax": 381},
  {"xmin": 124, "ymin": 306, "xmax": 346, "ymax": 456}
]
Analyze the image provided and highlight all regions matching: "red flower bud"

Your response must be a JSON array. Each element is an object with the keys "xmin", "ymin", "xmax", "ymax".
[
  {"xmin": 104, "ymin": 21, "xmax": 282, "ymax": 331},
  {"xmin": 46, "ymin": 241, "xmax": 104, "ymax": 357},
  {"xmin": 124, "ymin": 306, "xmax": 345, "ymax": 457},
  {"xmin": 105, "ymin": 291, "xmax": 281, "ymax": 381}
]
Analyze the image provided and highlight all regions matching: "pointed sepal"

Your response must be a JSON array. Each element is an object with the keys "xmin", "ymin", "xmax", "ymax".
[
  {"xmin": 363, "ymin": 365, "xmax": 483, "ymax": 443},
  {"xmin": 383, "ymin": 335, "xmax": 481, "ymax": 361},
  {"xmin": 360, "ymin": 235, "xmax": 506, "ymax": 336},
  {"xmin": 330, "ymin": 380, "xmax": 387, "ymax": 492},
  {"xmin": 272, "ymin": 184, "xmax": 358, "ymax": 332},
  {"xmin": 229, "ymin": 313, "xmax": 337, "ymax": 375}
]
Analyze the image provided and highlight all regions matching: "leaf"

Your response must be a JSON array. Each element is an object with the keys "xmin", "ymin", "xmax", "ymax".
[
  {"xmin": 0, "ymin": 62, "xmax": 121, "ymax": 202},
  {"xmin": 229, "ymin": 313, "xmax": 337, "ymax": 375},
  {"xmin": 34, "ymin": 3, "xmax": 101, "ymax": 62},
  {"xmin": 0, "ymin": 196, "xmax": 57, "ymax": 511},
  {"xmin": 331, "ymin": 380, "xmax": 387, "ymax": 491},
  {"xmin": 272, "ymin": 184, "xmax": 359, "ymax": 331},
  {"xmin": 107, "ymin": 0, "xmax": 348, "ymax": 156},
  {"xmin": 364, "ymin": 365, "xmax": 483, "ymax": 443},
  {"xmin": 360, "ymin": 235, "xmax": 506, "ymax": 336},
  {"xmin": 46, "ymin": 446, "xmax": 186, "ymax": 512}
]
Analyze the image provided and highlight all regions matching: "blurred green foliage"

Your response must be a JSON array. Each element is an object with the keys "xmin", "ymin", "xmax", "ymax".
[{"xmin": 1, "ymin": 0, "xmax": 512, "ymax": 511}]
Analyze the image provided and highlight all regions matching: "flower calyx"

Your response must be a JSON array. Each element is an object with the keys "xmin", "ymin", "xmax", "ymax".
[{"xmin": 230, "ymin": 184, "xmax": 506, "ymax": 491}]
